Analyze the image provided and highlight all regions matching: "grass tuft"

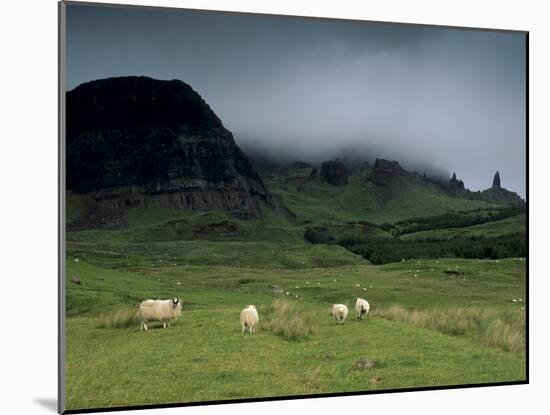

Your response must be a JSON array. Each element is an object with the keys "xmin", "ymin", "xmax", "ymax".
[
  {"xmin": 260, "ymin": 299, "xmax": 313, "ymax": 341},
  {"xmin": 96, "ymin": 307, "xmax": 140, "ymax": 329},
  {"xmin": 373, "ymin": 305, "xmax": 525, "ymax": 352}
]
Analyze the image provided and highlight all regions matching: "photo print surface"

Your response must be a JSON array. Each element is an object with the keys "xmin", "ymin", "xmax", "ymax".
[{"xmin": 60, "ymin": 2, "xmax": 527, "ymax": 412}]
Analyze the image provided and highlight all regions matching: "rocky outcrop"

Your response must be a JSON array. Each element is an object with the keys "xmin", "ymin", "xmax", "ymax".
[
  {"xmin": 320, "ymin": 160, "xmax": 349, "ymax": 185},
  {"xmin": 492, "ymin": 171, "xmax": 501, "ymax": 188},
  {"xmin": 448, "ymin": 172, "xmax": 465, "ymax": 190},
  {"xmin": 309, "ymin": 167, "xmax": 319, "ymax": 180},
  {"xmin": 368, "ymin": 159, "xmax": 414, "ymax": 186},
  {"xmin": 481, "ymin": 187, "xmax": 525, "ymax": 207},
  {"xmin": 66, "ymin": 76, "xmax": 276, "ymax": 219},
  {"xmin": 481, "ymin": 171, "xmax": 524, "ymax": 207},
  {"xmin": 357, "ymin": 161, "xmax": 373, "ymax": 173}
]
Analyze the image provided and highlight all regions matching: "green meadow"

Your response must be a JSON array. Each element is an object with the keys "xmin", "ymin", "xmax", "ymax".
[{"xmin": 65, "ymin": 201, "xmax": 526, "ymax": 411}]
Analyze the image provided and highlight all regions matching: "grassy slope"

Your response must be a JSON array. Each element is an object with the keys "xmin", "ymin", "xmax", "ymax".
[
  {"xmin": 401, "ymin": 214, "xmax": 526, "ymax": 241},
  {"xmin": 265, "ymin": 169, "xmax": 500, "ymax": 225}
]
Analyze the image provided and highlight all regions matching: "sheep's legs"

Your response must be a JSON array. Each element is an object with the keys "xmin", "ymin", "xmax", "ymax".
[
  {"xmin": 141, "ymin": 321, "xmax": 148, "ymax": 331},
  {"xmin": 241, "ymin": 325, "xmax": 246, "ymax": 334}
]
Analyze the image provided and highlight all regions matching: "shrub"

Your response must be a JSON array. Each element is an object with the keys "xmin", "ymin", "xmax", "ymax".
[
  {"xmin": 477, "ymin": 308, "xmax": 526, "ymax": 353},
  {"xmin": 96, "ymin": 307, "xmax": 140, "ymax": 329},
  {"xmin": 373, "ymin": 305, "xmax": 525, "ymax": 352},
  {"xmin": 259, "ymin": 299, "xmax": 313, "ymax": 341}
]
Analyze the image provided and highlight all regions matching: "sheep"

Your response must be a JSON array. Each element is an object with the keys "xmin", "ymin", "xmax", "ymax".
[
  {"xmin": 331, "ymin": 304, "xmax": 349, "ymax": 325},
  {"xmin": 355, "ymin": 298, "xmax": 370, "ymax": 320},
  {"xmin": 139, "ymin": 298, "xmax": 182, "ymax": 331},
  {"xmin": 240, "ymin": 305, "xmax": 259, "ymax": 334}
]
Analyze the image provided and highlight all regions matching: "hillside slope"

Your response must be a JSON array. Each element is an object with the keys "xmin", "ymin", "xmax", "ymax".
[{"xmin": 264, "ymin": 161, "xmax": 523, "ymax": 225}]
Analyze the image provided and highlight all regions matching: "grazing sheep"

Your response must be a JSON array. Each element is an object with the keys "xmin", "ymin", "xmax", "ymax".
[
  {"xmin": 331, "ymin": 304, "xmax": 349, "ymax": 325},
  {"xmin": 139, "ymin": 298, "xmax": 182, "ymax": 331},
  {"xmin": 240, "ymin": 305, "xmax": 259, "ymax": 334},
  {"xmin": 355, "ymin": 298, "xmax": 370, "ymax": 320}
]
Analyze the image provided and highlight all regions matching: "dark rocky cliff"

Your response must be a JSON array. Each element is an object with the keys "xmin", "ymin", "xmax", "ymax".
[
  {"xmin": 368, "ymin": 159, "xmax": 416, "ymax": 186},
  {"xmin": 66, "ymin": 76, "xmax": 276, "ymax": 219},
  {"xmin": 320, "ymin": 159, "xmax": 349, "ymax": 185},
  {"xmin": 448, "ymin": 172, "xmax": 465, "ymax": 191}
]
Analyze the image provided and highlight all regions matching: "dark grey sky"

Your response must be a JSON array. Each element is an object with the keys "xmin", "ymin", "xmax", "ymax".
[{"xmin": 66, "ymin": 3, "xmax": 526, "ymax": 197}]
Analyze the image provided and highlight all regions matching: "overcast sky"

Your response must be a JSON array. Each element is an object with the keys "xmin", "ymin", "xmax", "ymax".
[{"xmin": 66, "ymin": 4, "xmax": 527, "ymax": 197}]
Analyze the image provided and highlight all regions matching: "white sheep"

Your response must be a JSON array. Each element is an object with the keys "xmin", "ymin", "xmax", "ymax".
[
  {"xmin": 240, "ymin": 305, "xmax": 259, "ymax": 334},
  {"xmin": 331, "ymin": 304, "xmax": 349, "ymax": 325},
  {"xmin": 139, "ymin": 298, "xmax": 182, "ymax": 331},
  {"xmin": 355, "ymin": 298, "xmax": 370, "ymax": 320}
]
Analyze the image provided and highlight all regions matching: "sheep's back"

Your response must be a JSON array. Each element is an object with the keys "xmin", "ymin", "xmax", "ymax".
[
  {"xmin": 355, "ymin": 299, "xmax": 369, "ymax": 312},
  {"xmin": 332, "ymin": 304, "xmax": 348, "ymax": 319},
  {"xmin": 140, "ymin": 300, "xmax": 179, "ymax": 321}
]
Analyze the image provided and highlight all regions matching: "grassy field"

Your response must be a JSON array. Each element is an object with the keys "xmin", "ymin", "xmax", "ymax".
[
  {"xmin": 67, "ymin": 306, "xmax": 524, "ymax": 410},
  {"xmin": 65, "ymin": 212, "xmax": 526, "ymax": 410}
]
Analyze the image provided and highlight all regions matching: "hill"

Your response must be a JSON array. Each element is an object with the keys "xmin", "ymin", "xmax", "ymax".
[
  {"xmin": 262, "ymin": 159, "xmax": 524, "ymax": 226},
  {"xmin": 66, "ymin": 76, "xmax": 276, "ymax": 224}
]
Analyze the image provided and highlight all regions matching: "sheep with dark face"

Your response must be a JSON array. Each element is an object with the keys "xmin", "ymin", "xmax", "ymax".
[
  {"xmin": 355, "ymin": 298, "xmax": 370, "ymax": 320},
  {"xmin": 139, "ymin": 298, "xmax": 182, "ymax": 331},
  {"xmin": 331, "ymin": 304, "xmax": 349, "ymax": 324},
  {"xmin": 240, "ymin": 305, "xmax": 259, "ymax": 334}
]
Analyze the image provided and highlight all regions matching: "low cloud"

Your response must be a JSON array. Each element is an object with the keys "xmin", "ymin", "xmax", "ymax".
[{"xmin": 67, "ymin": 5, "xmax": 527, "ymax": 195}]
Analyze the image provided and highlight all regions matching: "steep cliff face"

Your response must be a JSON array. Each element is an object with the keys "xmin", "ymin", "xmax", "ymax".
[
  {"xmin": 320, "ymin": 159, "xmax": 349, "ymax": 185},
  {"xmin": 368, "ymin": 159, "xmax": 416, "ymax": 186},
  {"xmin": 66, "ymin": 76, "xmax": 275, "ymax": 219}
]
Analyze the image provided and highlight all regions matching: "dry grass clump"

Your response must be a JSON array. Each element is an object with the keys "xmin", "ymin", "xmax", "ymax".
[
  {"xmin": 259, "ymin": 299, "xmax": 313, "ymax": 341},
  {"xmin": 96, "ymin": 307, "xmax": 140, "ymax": 329},
  {"xmin": 477, "ymin": 308, "xmax": 525, "ymax": 352},
  {"xmin": 373, "ymin": 305, "xmax": 525, "ymax": 352}
]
